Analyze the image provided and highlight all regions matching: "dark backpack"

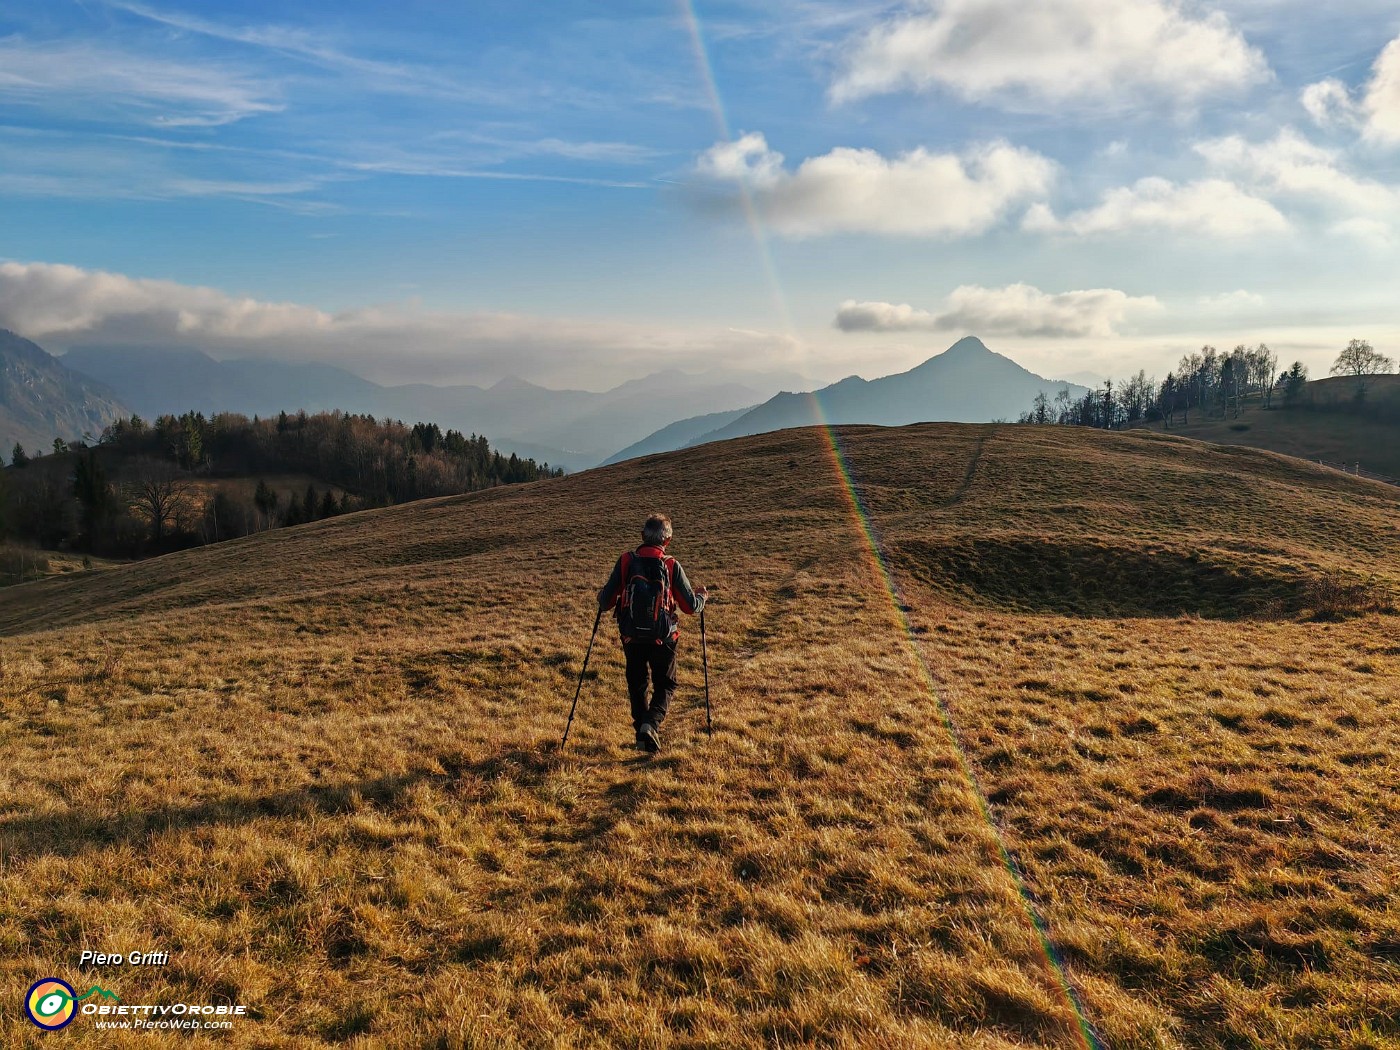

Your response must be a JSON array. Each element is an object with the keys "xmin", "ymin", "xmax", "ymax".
[{"xmin": 617, "ymin": 551, "xmax": 674, "ymax": 643}]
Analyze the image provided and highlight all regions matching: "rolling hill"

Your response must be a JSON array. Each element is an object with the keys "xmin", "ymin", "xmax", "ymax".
[
  {"xmin": 1, "ymin": 424, "xmax": 1396, "ymax": 1047},
  {"xmin": 0, "ymin": 330, "xmax": 129, "ymax": 455},
  {"xmin": 611, "ymin": 336, "xmax": 1091, "ymax": 463},
  {"xmin": 1153, "ymin": 375, "xmax": 1400, "ymax": 481}
]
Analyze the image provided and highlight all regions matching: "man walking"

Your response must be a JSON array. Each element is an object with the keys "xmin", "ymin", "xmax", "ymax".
[{"xmin": 597, "ymin": 514, "xmax": 707, "ymax": 753}]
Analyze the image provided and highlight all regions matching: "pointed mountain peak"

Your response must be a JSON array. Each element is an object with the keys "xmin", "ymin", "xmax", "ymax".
[
  {"xmin": 942, "ymin": 335, "xmax": 992, "ymax": 356},
  {"xmin": 904, "ymin": 335, "xmax": 997, "ymax": 375}
]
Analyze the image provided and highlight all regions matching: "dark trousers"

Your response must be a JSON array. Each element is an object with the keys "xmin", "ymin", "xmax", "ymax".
[{"xmin": 624, "ymin": 639, "xmax": 678, "ymax": 730}]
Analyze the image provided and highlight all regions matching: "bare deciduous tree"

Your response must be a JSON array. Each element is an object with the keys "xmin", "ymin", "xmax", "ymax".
[
  {"xmin": 1330, "ymin": 339, "xmax": 1394, "ymax": 397},
  {"xmin": 124, "ymin": 458, "xmax": 194, "ymax": 544}
]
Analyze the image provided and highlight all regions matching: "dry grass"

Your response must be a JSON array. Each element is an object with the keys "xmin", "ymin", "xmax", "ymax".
[
  {"xmin": 1, "ymin": 543, "xmax": 125, "ymax": 587},
  {"xmin": 0, "ymin": 423, "xmax": 1397, "ymax": 1048},
  {"xmin": 1151, "ymin": 379, "xmax": 1400, "ymax": 480}
]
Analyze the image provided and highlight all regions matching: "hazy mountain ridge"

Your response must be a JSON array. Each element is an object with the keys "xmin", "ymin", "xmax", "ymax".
[
  {"xmin": 0, "ymin": 330, "xmax": 131, "ymax": 455},
  {"xmin": 602, "ymin": 407, "xmax": 752, "ymax": 465},
  {"xmin": 53, "ymin": 337, "xmax": 1093, "ymax": 470},
  {"xmin": 695, "ymin": 337, "xmax": 1090, "ymax": 445},
  {"xmin": 57, "ymin": 345, "xmax": 805, "ymax": 471},
  {"xmin": 610, "ymin": 337, "xmax": 1091, "ymax": 462}
]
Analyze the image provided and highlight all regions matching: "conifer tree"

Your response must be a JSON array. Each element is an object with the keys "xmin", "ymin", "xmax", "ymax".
[
  {"xmin": 253, "ymin": 479, "xmax": 278, "ymax": 529},
  {"xmin": 72, "ymin": 450, "xmax": 113, "ymax": 551}
]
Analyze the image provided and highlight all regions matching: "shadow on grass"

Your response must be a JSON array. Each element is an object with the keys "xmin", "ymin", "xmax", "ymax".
[
  {"xmin": 1, "ymin": 770, "xmax": 440, "ymax": 862},
  {"xmin": 2, "ymin": 746, "xmax": 605, "ymax": 862},
  {"xmin": 894, "ymin": 536, "xmax": 1392, "ymax": 620},
  {"xmin": 3, "ymin": 741, "xmax": 671, "ymax": 862}
]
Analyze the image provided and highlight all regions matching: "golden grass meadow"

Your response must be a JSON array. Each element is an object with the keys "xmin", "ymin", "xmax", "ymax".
[{"xmin": 1, "ymin": 423, "xmax": 1398, "ymax": 1048}]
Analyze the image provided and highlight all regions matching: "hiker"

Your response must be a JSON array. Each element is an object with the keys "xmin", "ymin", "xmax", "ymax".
[{"xmin": 597, "ymin": 514, "xmax": 707, "ymax": 753}]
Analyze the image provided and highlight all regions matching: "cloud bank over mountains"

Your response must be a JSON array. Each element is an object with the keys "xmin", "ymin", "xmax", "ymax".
[{"xmin": 0, "ymin": 261, "xmax": 800, "ymax": 389}]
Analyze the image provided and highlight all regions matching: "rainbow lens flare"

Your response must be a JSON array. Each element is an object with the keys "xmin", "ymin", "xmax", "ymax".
[{"xmin": 678, "ymin": 4, "xmax": 1103, "ymax": 1045}]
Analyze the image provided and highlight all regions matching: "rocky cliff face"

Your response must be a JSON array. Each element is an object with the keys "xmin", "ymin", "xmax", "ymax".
[{"xmin": 0, "ymin": 330, "xmax": 130, "ymax": 457}]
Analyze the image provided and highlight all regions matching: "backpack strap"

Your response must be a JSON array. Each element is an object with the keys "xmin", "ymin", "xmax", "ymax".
[
  {"xmin": 661, "ymin": 556, "xmax": 676, "ymax": 608},
  {"xmin": 616, "ymin": 550, "xmax": 633, "ymax": 642},
  {"xmin": 659, "ymin": 555, "xmax": 677, "ymax": 641}
]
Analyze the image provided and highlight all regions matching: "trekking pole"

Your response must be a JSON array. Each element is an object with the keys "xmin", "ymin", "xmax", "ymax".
[
  {"xmin": 700, "ymin": 606, "xmax": 711, "ymax": 736},
  {"xmin": 560, "ymin": 606, "xmax": 604, "ymax": 751}
]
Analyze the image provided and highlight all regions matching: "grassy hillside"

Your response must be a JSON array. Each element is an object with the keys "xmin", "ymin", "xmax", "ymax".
[
  {"xmin": 1155, "ymin": 375, "xmax": 1400, "ymax": 480},
  {"xmin": 1305, "ymin": 373, "xmax": 1400, "ymax": 408},
  {"xmin": 1, "ymin": 424, "xmax": 1397, "ymax": 1048}
]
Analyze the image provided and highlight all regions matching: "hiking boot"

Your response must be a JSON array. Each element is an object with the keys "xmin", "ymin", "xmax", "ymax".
[{"xmin": 638, "ymin": 722, "xmax": 661, "ymax": 753}]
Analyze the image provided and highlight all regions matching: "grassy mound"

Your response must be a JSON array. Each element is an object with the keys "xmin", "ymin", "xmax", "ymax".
[
  {"xmin": 1150, "ymin": 375, "xmax": 1400, "ymax": 480},
  {"xmin": 0, "ymin": 423, "xmax": 1397, "ymax": 1048},
  {"xmin": 895, "ymin": 536, "xmax": 1390, "ymax": 620},
  {"xmin": 896, "ymin": 536, "xmax": 1296, "ymax": 619}
]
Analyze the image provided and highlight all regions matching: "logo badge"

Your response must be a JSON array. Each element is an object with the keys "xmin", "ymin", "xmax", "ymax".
[{"xmin": 25, "ymin": 978, "xmax": 78, "ymax": 1030}]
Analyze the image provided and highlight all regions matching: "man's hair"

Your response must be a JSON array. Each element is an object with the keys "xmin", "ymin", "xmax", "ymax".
[{"xmin": 642, "ymin": 514, "xmax": 673, "ymax": 545}]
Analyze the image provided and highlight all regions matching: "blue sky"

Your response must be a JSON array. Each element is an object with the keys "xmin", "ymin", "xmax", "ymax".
[{"xmin": 2, "ymin": 0, "xmax": 1399, "ymax": 389}]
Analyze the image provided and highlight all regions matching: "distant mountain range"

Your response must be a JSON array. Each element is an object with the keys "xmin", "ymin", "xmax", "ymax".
[
  {"xmin": 7, "ymin": 332, "xmax": 1091, "ymax": 472},
  {"xmin": 62, "ymin": 345, "xmax": 385, "ymax": 421},
  {"xmin": 603, "ymin": 407, "xmax": 752, "ymax": 466},
  {"xmin": 56, "ymin": 346, "xmax": 808, "ymax": 471},
  {"xmin": 0, "ymin": 330, "xmax": 130, "ymax": 457},
  {"xmin": 613, "ymin": 336, "xmax": 1090, "ymax": 461}
]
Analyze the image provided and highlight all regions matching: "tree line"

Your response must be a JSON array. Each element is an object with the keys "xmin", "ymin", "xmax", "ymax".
[
  {"xmin": 1019, "ymin": 339, "xmax": 1395, "ymax": 430},
  {"xmin": 1, "ymin": 409, "xmax": 562, "ymax": 560}
]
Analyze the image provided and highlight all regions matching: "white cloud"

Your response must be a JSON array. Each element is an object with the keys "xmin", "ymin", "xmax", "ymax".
[
  {"xmin": 0, "ymin": 38, "xmax": 281, "ymax": 126},
  {"xmin": 1195, "ymin": 129, "xmax": 1400, "ymax": 236},
  {"xmin": 834, "ymin": 301, "xmax": 938, "ymax": 332},
  {"xmin": 835, "ymin": 283, "xmax": 1162, "ymax": 338},
  {"xmin": 1300, "ymin": 78, "xmax": 1357, "ymax": 129},
  {"xmin": 1025, "ymin": 178, "xmax": 1288, "ymax": 238},
  {"xmin": 1363, "ymin": 36, "xmax": 1400, "ymax": 145},
  {"xmin": 0, "ymin": 260, "xmax": 801, "ymax": 388},
  {"xmin": 694, "ymin": 132, "xmax": 787, "ymax": 188},
  {"xmin": 1299, "ymin": 34, "xmax": 1400, "ymax": 146},
  {"xmin": 831, "ymin": 0, "xmax": 1269, "ymax": 110},
  {"xmin": 694, "ymin": 133, "xmax": 1054, "ymax": 238}
]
